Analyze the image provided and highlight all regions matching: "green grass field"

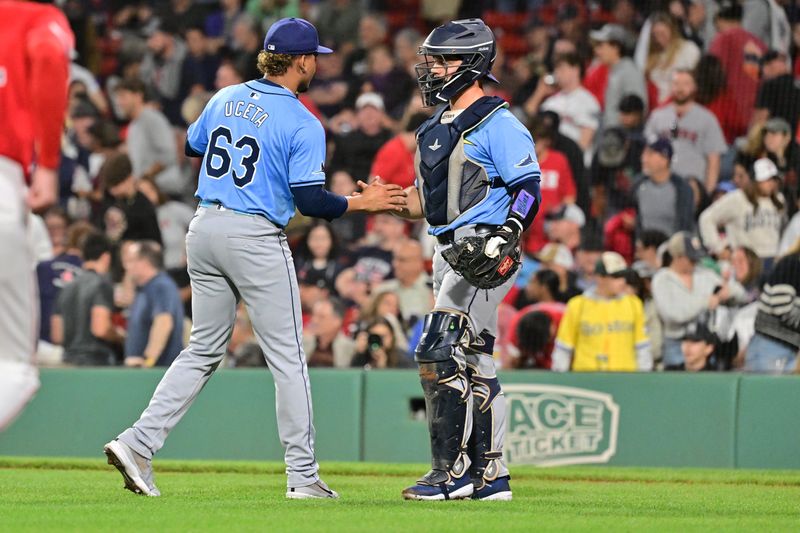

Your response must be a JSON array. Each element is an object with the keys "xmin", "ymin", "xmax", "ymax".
[{"xmin": 2, "ymin": 457, "xmax": 800, "ymax": 532}]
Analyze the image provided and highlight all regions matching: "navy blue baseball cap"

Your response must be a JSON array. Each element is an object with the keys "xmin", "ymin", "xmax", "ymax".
[
  {"xmin": 647, "ymin": 137, "xmax": 673, "ymax": 161},
  {"xmin": 263, "ymin": 18, "xmax": 333, "ymax": 55}
]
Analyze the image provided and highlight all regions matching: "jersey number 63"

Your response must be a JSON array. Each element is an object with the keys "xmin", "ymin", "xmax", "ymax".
[{"xmin": 205, "ymin": 126, "xmax": 261, "ymax": 188}]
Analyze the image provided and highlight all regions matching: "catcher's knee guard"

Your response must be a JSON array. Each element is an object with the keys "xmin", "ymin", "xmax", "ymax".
[
  {"xmin": 466, "ymin": 335, "xmax": 506, "ymax": 487},
  {"xmin": 416, "ymin": 311, "xmax": 473, "ymax": 477}
]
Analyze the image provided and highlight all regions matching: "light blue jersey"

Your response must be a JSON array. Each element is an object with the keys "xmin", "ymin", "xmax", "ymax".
[
  {"xmin": 187, "ymin": 79, "xmax": 326, "ymax": 227},
  {"xmin": 423, "ymin": 108, "xmax": 540, "ymax": 236}
]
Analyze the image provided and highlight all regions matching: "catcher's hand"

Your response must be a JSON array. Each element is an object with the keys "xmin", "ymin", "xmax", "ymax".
[
  {"xmin": 477, "ymin": 225, "xmax": 519, "ymax": 273},
  {"xmin": 442, "ymin": 225, "xmax": 521, "ymax": 290}
]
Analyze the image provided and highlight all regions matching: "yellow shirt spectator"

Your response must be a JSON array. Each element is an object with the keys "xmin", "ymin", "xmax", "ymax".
[{"xmin": 551, "ymin": 251, "xmax": 652, "ymax": 372}]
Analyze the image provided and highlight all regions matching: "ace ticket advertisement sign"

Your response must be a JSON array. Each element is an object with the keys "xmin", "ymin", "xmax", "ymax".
[{"xmin": 503, "ymin": 384, "xmax": 620, "ymax": 467}]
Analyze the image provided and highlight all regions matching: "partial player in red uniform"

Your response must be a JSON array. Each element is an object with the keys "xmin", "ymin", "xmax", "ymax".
[{"xmin": 0, "ymin": 0, "xmax": 73, "ymax": 431}]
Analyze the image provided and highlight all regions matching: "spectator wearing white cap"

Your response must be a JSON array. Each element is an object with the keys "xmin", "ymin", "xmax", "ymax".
[
  {"xmin": 552, "ymin": 251, "xmax": 651, "ymax": 372},
  {"xmin": 544, "ymin": 203, "xmax": 585, "ymax": 251},
  {"xmin": 652, "ymin": 232, "xmax": 747, "ymax": 368},
  {"xmin": 699, "ymin": 157, "xmax": 786, "ymax": 267},
  {"xmin": 535, "ymin": 243, "xmax": 581, "ymax": 303},
  {"xmin": 632, "ymin": 137, "xmax": 695, "ymax": 236},
  {"xmin": 329, "ymin": 92, "xmax": 392, "ymax": 183}
]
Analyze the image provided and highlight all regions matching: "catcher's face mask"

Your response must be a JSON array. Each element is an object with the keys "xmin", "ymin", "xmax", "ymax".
[{"xmin": 415, "ymin": 54, "xmax": 470, "ymax": 107}]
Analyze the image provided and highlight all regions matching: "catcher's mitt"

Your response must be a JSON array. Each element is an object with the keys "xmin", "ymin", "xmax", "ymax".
[{"xmin": 441, "ymin": 226, "xmax": 521, "ymax": 290}]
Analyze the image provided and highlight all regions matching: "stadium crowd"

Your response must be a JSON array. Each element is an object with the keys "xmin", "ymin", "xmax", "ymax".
[{"xmin": 34, "ymin": 0, "xmax": 800, "ymax": 373}]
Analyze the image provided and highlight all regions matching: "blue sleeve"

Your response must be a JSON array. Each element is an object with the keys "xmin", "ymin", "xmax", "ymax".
[
  {"xmin": 507, "ymin": 178, "xmax": 541, "ymax": 232},
  {"xmin": 186, "ymin": 106, "xmax": 210, "ymax": 156},
  {"xmin": 288, "ymin": 119, "xmax": 327, "ymax": 187},
  {"xmin": 185, "ymin": 139, "xmax": 203, "ymax": 157},
  {"xmin": 291, "ymin": 184, "xmax": 348, "ymax": 221},
  {"xmin": 486, "ymin": 113, "xmax": 540, "ymax": 187},
  {"xmin": 148, "ymin": 284, "xmax": 172, "ymax": 319}
]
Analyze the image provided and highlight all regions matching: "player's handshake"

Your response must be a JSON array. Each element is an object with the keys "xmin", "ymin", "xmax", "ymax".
[{"xmin": 350, "ymin": 177, "xmax": 407, "ymax": 213}]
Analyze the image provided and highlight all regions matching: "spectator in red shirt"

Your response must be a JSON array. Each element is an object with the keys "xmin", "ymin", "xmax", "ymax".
[
  {"xmin": 694, "ymin": 54, "xmax": 745, "ymax": 145},
  {"xmin": 604, "ymin": 206, "xmax": 637, "ymax": 264},
  {"xmin": 369, "ymin": 113, "xmax": 429, "ymax": 189},
  {"xmin": 523, "ymin": 116, "xmax": 577, "ymax": 254},
  {"xmin": 708, "ymin": 1, "xmax": 767, "ymax": 141},
  {"xmin": 584, "ymin": 62, "xmax": 609, "ymax": 110}
]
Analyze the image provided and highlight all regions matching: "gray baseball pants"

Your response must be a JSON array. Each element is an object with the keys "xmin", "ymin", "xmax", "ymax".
[
  {"xmin": 118, "ymin": 205, "xmax": 319, "ymax": 488},
  {"xmin": 431, "ymin": 243, "xmax": 517, "ymax": 479}
]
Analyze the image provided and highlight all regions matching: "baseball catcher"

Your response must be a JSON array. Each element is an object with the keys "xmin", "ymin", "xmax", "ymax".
[{"xmin": 392, "ymin": 18, "xmax": 541, "ymax": 501}]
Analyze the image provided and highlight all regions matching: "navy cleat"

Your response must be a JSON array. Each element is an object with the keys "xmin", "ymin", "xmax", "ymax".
[
  {"xmin": 402, "ymin": 469, "xmax": 474, "ymax": 501},
  {"xmin": 473, "ymin": 476, "xmax": 512, "ymax": 501}
]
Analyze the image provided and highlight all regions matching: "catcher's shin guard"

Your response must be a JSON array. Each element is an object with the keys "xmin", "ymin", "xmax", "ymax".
[
  {"xmin": 466, "ymin": 340, "xmax": 507, "ymax": 487},
  {"xmin": 415, "ymin": 311, "xmax": 474, "ymax": 477}
]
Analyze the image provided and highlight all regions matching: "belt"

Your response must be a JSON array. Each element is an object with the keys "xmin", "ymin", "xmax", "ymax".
[
  {"xmin": 198, "ymin": 200, "xmax": 283, "ymax": 228},
  {"xmin": 199, "ymin": 199, "xmax": 233, "ymax": 211},
  {"xmin": 435, "ymin": 224, "xmax": 496, "ymax": 245}
]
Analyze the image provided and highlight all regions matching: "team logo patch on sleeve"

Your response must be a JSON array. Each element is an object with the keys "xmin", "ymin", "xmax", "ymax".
[{"xmin": 514, "ymin": 153, "xmax": 536, "ymax": 168}]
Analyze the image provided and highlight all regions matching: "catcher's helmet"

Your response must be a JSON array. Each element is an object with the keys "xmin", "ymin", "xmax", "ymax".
[{"xmin": 415, "ymin": 18, "xmax": 498, "ymax": 107}]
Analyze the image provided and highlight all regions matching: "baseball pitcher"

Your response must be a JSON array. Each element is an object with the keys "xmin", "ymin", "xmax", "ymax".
[{"xmin": 104, "ymin": 17, "xmax": 406, "ymax": 499}]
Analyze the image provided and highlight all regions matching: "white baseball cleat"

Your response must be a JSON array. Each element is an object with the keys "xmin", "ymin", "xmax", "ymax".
[
  {"xmin": 103, "ymin": 439, "xmax": 160, "ymax": 497},
  {"xmin": 286, "ymin": 479, "xmax": 339, "ymax": 499}
]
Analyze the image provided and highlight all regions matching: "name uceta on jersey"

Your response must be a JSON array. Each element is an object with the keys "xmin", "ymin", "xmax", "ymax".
[{"xmin": 224, "ymin": 100, "xmax": 269, "ymax": 128}]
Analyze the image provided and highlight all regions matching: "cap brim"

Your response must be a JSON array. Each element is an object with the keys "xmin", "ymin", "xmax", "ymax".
[
  {"xmin": 589, "ymin": 30, "xmax": 608, "ymax": 42},
  {"xmin": 317, "ymin": 45, "xmax": 334, "ymax": 54},
  {"xmin": 485, "ymin": 72, "xmax": 499, "ymax": 83}
]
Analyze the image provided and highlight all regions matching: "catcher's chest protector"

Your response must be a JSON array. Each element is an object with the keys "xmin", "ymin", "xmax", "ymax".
[{"xmin": 414, "ymin": 96, "xmax": 507, "ymax": 228}]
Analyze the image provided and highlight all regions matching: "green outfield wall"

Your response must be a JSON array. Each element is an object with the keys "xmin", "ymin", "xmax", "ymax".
[{"xmin": 1, "ymin": 369, "xmax": 798, "ymax": 469}]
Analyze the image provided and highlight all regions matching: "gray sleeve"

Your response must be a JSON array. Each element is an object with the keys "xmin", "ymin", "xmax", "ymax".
[
  {"xmin": 54, "ymin": 290, "xmax": 63, "ymax": 315},
  {"xmin": 698, "ymin": 192, "xmax": 738, "ymax": 253},
  {"xmin": 146, "ymin": 112, "xmax": 178, "ymax": 166},
  {"xmin": 644, "ymin": 113, "xmax": 657, "ymax": 140},
  {"xmin": 742, "ymin": 0, "xmax": 771, "ymax": 45},
  {"xmin": 700, "ymin": 111, "xmax": 727, "ymax": 155},
  {"xmin": 726, "ymin": 278, "xmax": 747, "ymax": 305},
  {"xmin": 551, "ymin": 341, "xmax": 573, "ymax": 372},
  {"xmin": 779, "ymin": 215, "xmax": 800, "ymax": 255},
  {"xmin": 92, "ymin": 280, "xmax": 114, "ymax": 310},
  {"xmin": 603, "ymin": 92, "xmax": 621, "ymax": 128},
  {"xmin": 636, "ymin": 341, "xmax": 653, "ymax": 371},
  {"xmin": 619, "ymin": 62, "xmax": 647, "ymax": 109},
  {"xmin": 652, "ymin": 272, "xmax": 714, "ymax": 324},
  {"xmin": 127, "ymin": 126, "xmax": 146, "ymax": 178}
]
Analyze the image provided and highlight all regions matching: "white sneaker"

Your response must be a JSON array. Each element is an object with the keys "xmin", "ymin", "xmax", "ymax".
[
  {"xmin": 286, "ymin": 479, "xmax": 339, "ymax": 499},
  {"xmin": 103, "ymin": 439, "xmax": 160, "ymax": 497}
]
